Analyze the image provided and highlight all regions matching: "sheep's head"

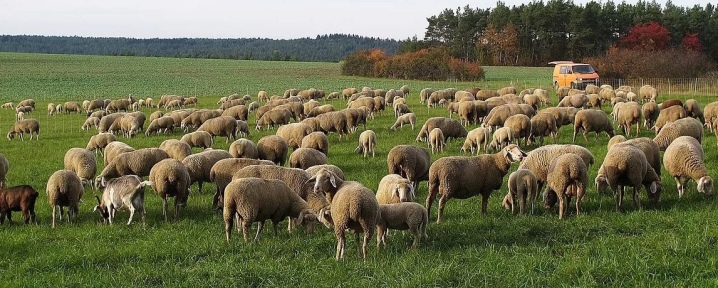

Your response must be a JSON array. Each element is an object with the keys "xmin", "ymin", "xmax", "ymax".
[
  {"xmin": 646, "ymin": 181, "xmax": 662, "ymax": 203},
  {"xmin": 6, "ymin": 131, "xmax": 14, "ymax": 140},
  {"xmin": 393, "ymin": 181, "xmax": 415, "ymax": 202},
  {"xmin": 316, "ymin": 207, "xmax": 333, "ymax": 229},
  {"xmin": 595, "ymin": 174, "xmax": 610, "ymax": 196},
  {"xmin": 503, "ymin": 144, "xmax": 527, "ymax": 163},
  {"xmin": 309, "ymin": 168, "xmax": 339, "ymax": 198},
  {"xmin": 297, "ymin": 209, "xmax": 317, "ymax": 234},
  {"xmin": 543, "ymin": 190, "xmax": 557, "ymax": 209},
  {"xmin": 502, "ymin": 193, "xmax": 513, "ymax": 211},
  {"xmin": 698, "ymin": 176, "xmax": 713, "ymax": 196}
]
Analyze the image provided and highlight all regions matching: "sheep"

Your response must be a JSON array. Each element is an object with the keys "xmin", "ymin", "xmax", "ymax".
[
  {"xmin": 387, "ymin": 145, "xmax": 431, "ymax": 190},
  {"xmin": 419, "ymin": 88, "xmax": 434, "ymax": 104},
  {"xmin": 275, "ymin": 122, "xmax": 313, "ymax": 150},
  {"xmin": 181, "ymin": 109, "xmax": 221, "ymax": 131},
  {"xmin": 503, "ymin": 169, "xmax": 539, "ymax": 215},
  {"xmin": 257, "ymin": 135, "xmax": 289, "ymax": 166},
  {"xmin": 86, "ymin": 132, "xmax": 116, "ymax": 157},
  {"xmin": 460, "ymin": 127, "xmax": 489, "ymax": 154},
  {"xmin": 390, "ymin": 113, "xmax": 416, "ymax": 131},
  {"xmin": 247, "ymin": 101, "xmax": 260, "ymax": 112},
  {"xmin": 704, "ymin": 101, "xmax": 718, "ymax": 131},
  {"xmin": 149, "ymin": 110, "xmax": 164, "ymax": 122},
  {"xmin": 63, "ymin": 148, "xmax": 96, "ymax": 187},
  {"xmin": 0, "ymin": 185, "xmax": 38, "ymax": 224},
  {"xmin": 573, "ymin": 109, "xmax": 614, "ymax": 142},
  {"xmin": 311, "ymin": 169, "xmax": 379, "ymax": 260},
  {"xmin": 303, "ymin": 100, "xmax": 321, "ymax": 116},
  {"xmin": 480, "ymin": 104, "xmax": 529, "ymax": 131},
  {"xmin": 46, "ymin": 170, "xmax": 84, "ymax": 228},
  {"xmin": 257, "ymin": 91, "xmax": 269, "ymax": 102},
  {"xmin": 399, "ymin": 85, "xmax": 410, "ymax": 97},
  {"xmin": 503, "ymin": 114, "xmax": 531, "ymax": 147},
  {"xmin": 428, "ymin": 128, "xmax": 445, "ymax": 154},
  {"xmin": 607, "ymin": 137, "xmax": 662, "ymax": 177},
  {"xmin": 518, "ymin": 144, "xmax": 595, "ymax": 200},
  {"xmin": 527, "ymin": 112, "xmax": 557, "ymax": 146},
  {"xmin": 300, "ymin": 132, "xmax": 329, "ymax": 156},
  {"xmin": 305, "ymin": 164, "xmax": 345, "ymax": 181},
  {"xmin": 223, "ymin": 178, "xmax": 317, "ymax": 243},
  {"xmin": 653, "ymin": 105, "xmax": 686, "ymax": 133},
  {"xmin": 660, "ymin": 99, "xmax": 683, "ymax": 110},
  {"xmin": 272, "ymin": 102, "xmax": 304, "ymax": 121},
  {"xmin": 642, "ymin": 101, "xmax": 659, "ymax": 129},
  {"xmin": 616, "ymin": 102, "xmax": 642, "ymax": 137},
  {"xmin": 0, "ymin": 154, "xmax": 7, "ymax": 188},
  {"xmin": 545, "ymin": 154, "xmax": 588, "ymax": 219},
  {"xmin": 63, "ymin": 101, "xmax": 81, "ymax": 113},
  {"xmin": 47, "ymin": 103, "xmax": 56, "ymax": 116},
  {"xmin": 653, "ymin": 117, "xmax": 703, "ymax": 151},
  {"xmin": 344, "ymin": 107, "xmax": 369, "ymax": 133},
  {"xmin": 145, "ymin": 116, "xmax": 175, "ymax": 136},
  {"xmin": 557, "ymin": 93, "xmax": 588, "ymax": 108},
  {"xmin": 198, "ymin": 116, "xmax": 238, "ymax": 143},
  {"xmin": 118, "ymin": 113, "xmax": 145, "ymax": 138},
  {"xmin": 349, "ymin": 98, "xmax": 376, "ymax": 119},
  {"xmin": 81, "ymin": 116, "xmax": 100, "ymax": 131},
  {"xmin": 327, "ymin": 92, "xmax": 340, "ymax": 100},
  {"xmin": 182, "ymin": 96, "xmax": 198, "ymax": 106},
  {"xmin": 426, "ymin": 144, "xmax": 527, "ymax": 223},
  {"xmin": 598, "ymin": 88, "xmax": 616, "ymax": 101},
  {"xmin": 393, "ymin": 103, "xmax": 411, "ymax": 118},
  {"xmin": 683, "ymin": 99, "xmax": 704, "ymax": 123},
  {"xmin": 159, "ymin": 139, "xmax": 192, "ymax": 161},
  {"xmin": 209, "ymin": 158, "xmax": 275, "ymax": 206},
  {"xmin": 227, "ymin": 138, "xmax": 258, "ymax": 159},
  {"xmin": 595, "ymin": 144, "xmax": 662, "ymax": 211},
  {"xmin": 93, "ymin": 175, "xmax": 149, "ymax": 225},
  {"xmin": 102, "ymin": 141, "xmax": 135, "ymax": 166},
  {"xmin": 182, "ymin": 149, "xmax": 232, "ymax": 194},
  {"xmin": 7, "ymin": 119, "xmax": 39, "ymax": 141},
  {"xmin": 489, "ymin": 126, "xmax": 513, "ymax": 151},
  {"xmin": 353, "ymin": 130, "xmax": 377, "ymax": 158},
  {"xmin": 639, "ymin": 85, "xmax": 658, "ymax": 102},
  {"xmin": 416, "ymin": 117, "xmax": 467, "ymax": 142},
  {"xmin": 15, "ymin": 105, "xmax": 32, "ymax": 115},
  {"xmin": 148, "ymin": 158, "xmax": 191, "ymax": 221},
  {"xmin": 256, "ymin": 109, "xmax": 292, "ymax": 131},
  {"xmin": 97, "ymin": 148, "xmax": 169, "ymax": 185},
  {"xmin": 375, "ymin": 174, "xmax": 415, "ymax": 204},
  {"xmin": 307, "ymin": 104, "xmax": 335, "ymax": 117},
  {"xmin": 180, "ymin": 131, "xmax": 212, "ymax": 149},
  {"xmin": 315, "ymin": 111, "xmax": 349, "ymax": 140},
  {"xmin": 375, "ymin": 202, "xmax": 428, "ymax": 249},
  {"xmin": 221, "ymin": 105, "xmax": 249, "ymax": 121},
  {"xmin": 663, "ymin": 136, "xmax": 713, "ymax": 198},
  {"xmin": 1, "ymin": 102, "xmax": 13, "ymax": 109},
  {"xmin": 288, "ymin": 148, "xmax": 328, "ymax": 170}
]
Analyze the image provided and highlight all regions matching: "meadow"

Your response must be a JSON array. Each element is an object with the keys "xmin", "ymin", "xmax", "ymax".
[{"xmin": 1, "ymin": 52, "xmax": 718, "ymax": 286}]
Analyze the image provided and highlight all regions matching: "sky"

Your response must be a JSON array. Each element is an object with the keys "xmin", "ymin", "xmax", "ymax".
[{"xmin": 0, "ymin": 0, "xmax": 713, "ymax": 40}]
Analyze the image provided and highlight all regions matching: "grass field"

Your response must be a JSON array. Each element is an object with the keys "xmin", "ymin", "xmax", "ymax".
[{"xmin": 1, "ymin": 52, "xmax": 718, "ymax": 286}]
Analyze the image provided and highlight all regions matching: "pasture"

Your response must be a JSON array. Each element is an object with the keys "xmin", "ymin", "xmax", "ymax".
[{"xmin": 1, "ymin": 52, "xmax": 717, "ymax": 286}]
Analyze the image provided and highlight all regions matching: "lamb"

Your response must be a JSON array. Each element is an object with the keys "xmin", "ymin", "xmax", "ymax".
[
  {"xmin": 642, "ymin": 101, "xmax": 659, "ymax": 128},
  {"xmin": 683, "ymin": 99, "xmax": 704, "ymax": 123},
  {"xmin": 300, "ymin": 132, "xmax": 329, "ymax": 156},
  {"xmin": 616, "ymin": 102, "xmax": 642, "ymax": 137},
  {"xmin": 305, "ymin": 164, "xmax": 345, "ymax": 181},
  {"xmin": 416, "ymin": 117, "xmax": 468, "ymax": 142},
  {"xmin": 311, "ymin": 169, "xmax": 379, "ymax": 260},
  {"xmin": 229, "ymin": 138, "xmax": 259, "ymax": 159},
  {"xmin": 102, "ymin": 141, "xmax": 134, "ymax": 166},
  {"xmin": 159, "ymin": 139, "xmax": 192, "ymax": 161},
  {"xmin": 639, "ymin": 85, "xmax": 658, "ymax": 102},
  {"xmin": 198, "ymin": 115, "xmax": 238, "ymax": 143},
  {"xmin": 63, "ymin": 148, "xmax": 96, "ymax": 187},
  {"xmin": 144, "ymin": 116, "xmax": 175, "ymax": 136},
  {"xmin": 460, "ymin": 127, "xmax": 489, "ymax": 154},
  {"xmin": 275, "ymin": 122, "xmax": 313, "ymax": 150},
  {"xmin": 489, "ymin": 126, "xmax": 513, "ymax": 151},
  {"xmin": 375, "ymin": 203, "xmax": 428, "ymax": 248},
  {"xmin": 545, "ymin": 154, "xmax": 588, "ymax": 219},
  {"xmin": 428, "ymin": 128, "xmax": 445, "ymax": 154},
  {"xmin": 0, "ymin": 154, "xmax": 7, "ymax": 188},
  {"xmin": 573, "ymin": 109, "xmax": 614, "ymax": 142},
  {"xmin": 247, "ymin": 101, "xmax": 260, "ymax": 112},
  {"xmin": 354, "ymin": 130, "xmax": 377, "ymax": 157},
  {"xmin": 387, "ymin": 145, "xmax": 431, "ymax": 190},
  {"xmin": 209, "ymin": 158, "xmax": 275, "ymax": 206},
  {"xmin": 375, "ymin": 174, "xmax": 415, "ymax": 204},
  {"xmin": 503, "ymin": 169, "xmax": 539, "ymax": 215},
  {"xmin": 288, "ymin": 148, "xmax": 328, "ymax": 170},
  {"xmin": 653, "ymin": 105, "xmax": 686, "ymax": 133},
  {"xmin": 181, "ymin": 149, "xmax": 232, "ymax": 193},
  {"xmin": 15, "ymin": 105, "xmax": 32, "ymax": 114},
  {"xmin": 426, "ymin": 144, "xmax": 527, "ymax": 222},
  {"xmin": 315, "ymin": 111, "xmax": 349, "ymax": 140},
  {"xmin": 7, "ymin": 119, "xmax": 40, "ymax": 141},
  {"xmin": 595, "ymin": 144, "xmax": 662, "ymax": 211},
  {"xmin": 148, "ymin": 158, "xmax": 191, "ymax": 221},
  {"xmin": 81, "ymin": 116, "xmax": 101, "ymax": 131},
  {"xmin": 389, "ymin": 113, "xmax": 416, "ymax": 130},
  {"xmin": 1, "ymin": 102, "xmax": 13, "ymax": 109},
  {"xmin": 97, "ymin": 148, "xmax": 169, "ymax": 185},
  {"xmin": 46, "ymin": 170, "xmax": 84, "ymax": 228},
  {"xmin": 653, "ymin": 117, "xmax": 703, "ymax": 151},
  {"xmin": 223, "ymin": 178, "xmax": 317, "ymax": 243},
  {"xmin": 663, "ymin": 136, "xmax": 713, "ymax": 197},
  {"xmin": 257, "ymin": 135, "xmax": 289, "ymax": 166},
  {"xmin": 47, "ymin": 103, "xmax": 56, "ymax": 116},
  {"xmin": 0, "ymin": 185, "xmax": 38, "ymax": 224},
  {"xmin": 93, "ymin": 175, "xmax": 149, "ymax": 225},
  {"xmin": 86, "ymin": 133, "xmax": 116, "ymax": 156},
  {"xmin": 257, "ymin": 90, "xmax": 269, "ymax": 102}
]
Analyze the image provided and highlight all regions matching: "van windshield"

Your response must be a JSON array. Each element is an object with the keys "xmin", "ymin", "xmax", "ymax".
[{"xmin": 572, "ymin": 65, "xmax": 595, "ymax": 74}]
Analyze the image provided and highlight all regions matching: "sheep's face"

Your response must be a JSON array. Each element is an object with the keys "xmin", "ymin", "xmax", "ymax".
[
  {"xmin": 647, "ymin": 181, "xmax": 662, "ymax": 203},
  {"xmin": 394, "ymin": 182, "xmax": 415, "ymax": 202},
  {"xmin": 698, "ymin": 176, "xmax": 713, "ymax": 196},
  {"xmin": 595, "ymin": 175, "xmax": 609, "ymax": 196},
  {"xmin": 316, "ymin": 207, "xmax": 333, "ymax": 229},
  {"xmin": 543, "ymin": 190, "xmax": 557, "ymax": 209},
  {"xmin": 312, "ymin": 170, "xmax": 337, "ymax": 195},
  {"xmin": 502, "ymin": 193, "xmax": 513, "ymax": 210},
  {"xmin": 503, "ymin": 145, "xmax": 527, "ymax": 163},
  {"xmin": 297, "ymin": 210, "xmax": 317, "ymax": 234}
]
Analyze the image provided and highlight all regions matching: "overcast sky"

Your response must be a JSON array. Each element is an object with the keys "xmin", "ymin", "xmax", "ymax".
[{"xmin": 0, "ymin": 0, "xmax": 712, "ymax": 40}]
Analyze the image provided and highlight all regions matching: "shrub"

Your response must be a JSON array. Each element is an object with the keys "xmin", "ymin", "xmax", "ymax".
[
  {"xmin": 341, "ymin": 48, "xmax": 484, "ymax": 81},
  {"xmin": 583, "ymin": 47, "xmax": 713, "ymax": 79}
]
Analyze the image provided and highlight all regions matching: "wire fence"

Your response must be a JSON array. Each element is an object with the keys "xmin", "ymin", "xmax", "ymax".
[{"xmin": 599, "ymin": 78, "xmax": 718, "ymax": 98}]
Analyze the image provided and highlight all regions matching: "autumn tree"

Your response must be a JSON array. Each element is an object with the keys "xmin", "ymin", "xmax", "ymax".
[
  {"xmin": 682, "ymin": 33, "xmax": 703, "ymax": 51},
  {"xmin": 618, "ymin": 21, "xmax": 671, "ymax": 51}
]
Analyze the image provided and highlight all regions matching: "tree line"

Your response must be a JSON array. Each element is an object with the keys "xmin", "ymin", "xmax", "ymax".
[
  {"xmin": 407, "ymin": 0, "xmax": 718, "ymax": 67},
  {"xmin": 0, "ymin": 34, "xmax": 399, "ymax": 62}
]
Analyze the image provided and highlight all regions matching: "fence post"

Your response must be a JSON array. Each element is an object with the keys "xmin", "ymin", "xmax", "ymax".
[{"xmin": 694, "ymin": 78, "xmax": 698, "ymax": 97}]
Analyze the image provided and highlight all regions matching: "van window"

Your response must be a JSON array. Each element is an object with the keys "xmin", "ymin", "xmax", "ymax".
[
  {"xmin": 560, "ymin": 66, "xmax": 569, "ymax": 74},
  {"xmin": 572, "ymin": 64, "xmax": 595, "ymax": 74}
]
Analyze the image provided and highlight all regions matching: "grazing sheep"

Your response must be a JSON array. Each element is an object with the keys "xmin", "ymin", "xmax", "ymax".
[
  {"xmin": 375, "ymin": 174, "xmax": 415, "ymax": 204},
  {"xmin": 0, "ymin": 185, "xmax": 38, "ymax": 224},
  {"xmin": 616, "ymin": 102, "xmax": 642, "ymax": 137},
  {"xmin": 300, "ymin": 132, "xmax": 329, "ymax": 156},
  {"xmin": 93, "ymin": 175, "xmax": 149, "ymax": 225},
  {"xmin": 312, "ymin": 169, "xmax": 379, "ymax": 260},
  {"xmin": 148, "ymin": 110, "xmax": 164, "ymax": 122},
  {"xmin": 223, "ymin": 178, "xmax": 317, "ymax": 243},
  {"xmin": 642, "ymin": 101, "xmax": 659, "ymax": 129},
  {"xmin": 63, "ymin": 148, "xmax": 96, "ymax": 187},
  {"xmin": 654, "ymin": 105, "xmax": 687, "ymax": 133},
  {"xmin": 503, "ymin": 169, "xmax": 539, "ymax": 215},
  {"xmin": 257, "ymin": 135, "xmax": 289, "ymax": 166},
  {"xmin": 1, "ymin": 102, "xmax": 13, "ymax": 109},
  {"xmin": 426, "ymin": 144, "xmax": 527, "ymax": 222},
  {"xmin": 663, "ymin": 136, "xmax": 713, "ymax": 197},
  {"xmin": 428, "ymin": 128, "xmax": 445, "ymax": 154},
  {"xmin": 46, "ymin": 170, "xmax": 84, "ymax": 228},
  {"xmin": 503, "ymin": 114, "xmax": 531, "ymax": 147},
  {"xmin": 148, "ymin": 158, "xmax": 191, "ymax": 221},
  {"xmin": 419, "ymin": 88, "xmax": 433, "ymax": 104},
  {"xmin": 180, "ymin": 131, "xmax": 213, "ymax": 149},
  {"xmin": 573, "ymin": 109, "xmax": 614, "ymax": 142},
  {"xmin": 198, "ymin": 116, "xmax": 238, "ymax": 143},
  {"xmin": 528, "ymin": 112, "xmax": 557, "ymax": 146},
  {"xmin": 209, "ymin": 159, "xmax": 275, "ymax": 207},
  {"xmin": 703, "ymin": 101, "xmax": 718, "ymax": 131},
  {"xmin": 653, "ymin": 117, "xmax": 703, "ymax": 151},
  {"xmin": 145, "ymin": 116, "xmax": 175, "ymax": 136},
  {"xmin": 288, "ymin": 148, "xmax": 328, "ymax": 170},
  {"xmin": 97, "ymin": 148, "xmax": 169, "ymax": 185},
  {"xmin": 221, "ymin": 105, "xmax": 249, "ymax": 121},
  {"xmin": 102, "ymin": 141, "xmax": 134, "ymax": 166},
  {"xmin": 64, "ymin": 101, "xmax": 82, "ymax": 113},
  {"xmin": 159, "ymin": 139, "xmax": 192, "ymax": 161},
  {"xmin": 307, "ymin": 104, "xmax": 335, "ymax": 117},
  {"xmin": 86, "ymin": 133, "xmax": 117, "ymax": 156},
  {"xmin": 518, "ymin": 144, "xmax": 595, "ymax": 199},
  {"xmin": 545, "ymin": 154, "xmax": 588, "ymax": 219},
  {"xmin": 557, "ymin": 93, "xmax": 588, "ymax": 108},
  {"xmin": 256, "ymin": 109, "xmax": 292, "ymax": 131},
  {"xmin": 416, "ymin": 117, "xmax": 468, "ymax": 142},
  {"xmin": 7, "ymin": 119, "xmax": 40, "ymax": 141},
  {"xmin": 354, "ymin": 130, "xmax": 377, "ymax": 158},
  {"xmin": 489, "ymin": 126, "xmax": 513, "ymax": 151},
  {"xmin": 376, "ymin": 203, "xmax": 428, "ymax": 248},
  {"xmin": 595, "ymin": 144, "xmax": 662, "ymax": 211},
  {"xmin": 639, "ymin": 85, "xmax": 658, "ymax": 102},
  {"xmin": 390, "ymin": 113, "xmax": 416, "ymax": 131},
  {"xmin": 276, "ymin": 122, "xmax": 313, "ymax": 150},
  {"xmin": 683, "ymin": 99, "xmax": 704, "ymax": 123},
  {"xmin": 81, "ymin": 116, "xmax": 101, "ymax": 131},
  {"xmin": 229, "ymin": 138, "xmax": 259, "ymax": 159},
  {"xmin": 344, "ymin": 107, "xmax": 369, "ymax": 133},
  {"xmin": 182, "ymin": 149, "xmax": 232, "ymax": 194},
  {"xmin": 460, "ymin": 127, "xmax": 489, "ymax": 154},
  {"xmin": 47, "ymin": 103, "xmax": 56, "ymax": 116},
  {"xmin": 305, "ymin": 164, "xmax": 345, "ymax": 180},
  {"xmin": 387, "ymin": 145, "xmax": 431, "ymax": 190}
]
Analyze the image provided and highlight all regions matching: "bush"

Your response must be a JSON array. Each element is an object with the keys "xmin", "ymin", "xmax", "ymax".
[
  {"xmin": 583, "ymin": 47, "xmax": 713, "ymax": 79},
  {"xmin": 341, "ymin": 48, "xmax": 484, "ymax": 81}
]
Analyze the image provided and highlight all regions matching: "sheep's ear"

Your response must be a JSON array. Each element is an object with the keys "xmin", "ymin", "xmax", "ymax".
[
  {"xmin": 304, "ymin": 176, "xmax": 316, "ymax": 185},
  {"xmin": 92, "ymin": 205, "xmax": 99, "ymax": 212},
  {"xmin": 392, "ymin": 186, "xmax": 400, "ymax": 198},
  {"xmin": 329, "ymin": 174, "xmax": 337, "ymax": 188},
  {"xmin": 650, "ymin": 182, "xmax": 658, "ymax": 194},
  {"xmin": 409, "ymin": 183, "xmax": 416, "ymax": 198}
]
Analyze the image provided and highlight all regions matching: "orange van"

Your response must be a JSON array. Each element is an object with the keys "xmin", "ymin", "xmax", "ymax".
[{"xmin": 550, "ymin": 61, "xmax": 600, "ymax": 89}]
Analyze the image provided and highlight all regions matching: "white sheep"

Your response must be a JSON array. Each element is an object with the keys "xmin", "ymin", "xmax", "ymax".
[
  {"xmin": 595, "ymin": 143, "xmax": 662, "ymax": 211},
  {"xmin": 148, "ymin": 158, "xmax": 191, "ymax": 221},
  {"xmin": 97, "ymin": 148, "xmax": 169, "ymax": 185},
  {"xmin": 387, "ymin": 145, "xmax": 431, "ymax": 190},
  {"xmin": 489, "ymin": 126, "xmax": 512, "ymax": 151},
  {"xmin": 46, "ymin": 170, "xmax": 84, "ymax": 228},
  {"xmin": 390, "ymin": 113, "xmax": 416, "ymax": 131},
  {"xmin": 428, "ymin": 128, "xmax": 445, "ymax": 154},
  {"xmin": 86, "ymin": 132, "xmax": 117, "ymax": 157},
  {"xmin": 355, "ymin": 130, "xmax": 376, "ymax": 157},
  {"xmin": 7, "ymin": 119, "xmax": 40, "ymax": 141},
  {"xmin": 228, "ymin": 138, "xmax": 259, "ymax": 159},
  {"xmin": 545, "ymin": 154, "xmax": 588, "ymax": 219},
  {"xmin": 460, "ymin": 127, "xmax": 489, "ymax": 154},
  {"xmin": 63, "ymin": 148, "xmax": 96, "ymax": 188},
  {"xmin": 653, "ymin": 117, "xmax": 703, "ymax": 151},
  {"xmin": 288, "ymin": 148, "xmax": 328, "ymax": 170},
  {"xmin": 275, "ymin": 122, "xmax": 313, "ymax": 150},
  {"xmin": 503, "ymin": 168, "xmax": 539, "ymax": 215},
  {"xmin": 300, "ymin": 131, "xmax": 329, "ymax": 156},
  {"xmin": 376, "ymin": 202, "xmax": 428, "ymax": 248},
  {"xmin": 182, "ymin": 149, "xmax": 232, "ymax": 194},
  {"xmin": 573, "ymin": 109, "xmax": 614, "ymax": 142},
  {"xmin": 663, "ymin": 136, "xmax": 713, "ymax": 198},
  {"xmin": 93, "ymin": 175, "xmax": 150, "ymax": 225},
  {"xmin": 375, "ymin": 174, "xmax": 415, "ymax": 204},
  {"xmin": 257, "ymin": 135, "xmax": 289, "ymax": 166}
]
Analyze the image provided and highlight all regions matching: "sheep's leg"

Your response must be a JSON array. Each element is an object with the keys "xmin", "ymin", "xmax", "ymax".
[
  {"xmin": 223, "ymin": 210, "xmax": 234, "ymax": 243},
  {"xmin": 615, "ymin": 186, "xmax": 624, "ymax": 212},
  {"xmin": 254, "ymin": 220, "xmax": 265, "ymax": 241},
  {"xmin": 52, "ymin": 205, "xmax": 56, "ymax": 228},
  {"xmin": 242, "ymin": 219, "xmax": 252, "ymax": 243},
  {"xmin": 675, "ymin": 177, "xmax": 685, "ymax": 198},
  {"xmin": 437, "ymin": 194, "xmax": 449, "ymax": 223},
  {"xmin": 426, "ymin": 181, "xmax": 438, "ymax": 222},
  {"xmin": 632, "ymin": 185, "xmax": 642, "ymax": 211},
  {"xmin": 335, "ymin": 229, "xmax": 345, "ymax": 260},
  {"xmin": 518, "ymin": 191, "xmax": 526, "ymax": 215},
  {"xmin": 576, "ymin": 184, "xmax": 584, "ymax": 216},
  {"xmin": 480, "ymin": 192, "xmax": 490, "ymax": 216},
  {"xmin": 558, "ymin": 194, "xmax": 565, "ymax": 220},
  {"xmin": 162, "ymin": 197, "xmax": 168, "ymax": 221}
]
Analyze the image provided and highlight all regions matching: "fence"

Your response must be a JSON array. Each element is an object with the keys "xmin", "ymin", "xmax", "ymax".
[{"xmin": 600, "ymin": 78, "xmax": 718, "ymax": 98}]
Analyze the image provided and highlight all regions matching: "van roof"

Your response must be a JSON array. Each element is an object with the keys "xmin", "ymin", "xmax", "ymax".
[{"xmin": 548, "ymin": 61, "xmax": 575, "ymax": 65}]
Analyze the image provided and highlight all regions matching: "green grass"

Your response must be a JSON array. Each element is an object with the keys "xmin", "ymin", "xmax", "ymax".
[{"xmin": 1, "ymin": 52, "xmax": 718, "ymax": 286}]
